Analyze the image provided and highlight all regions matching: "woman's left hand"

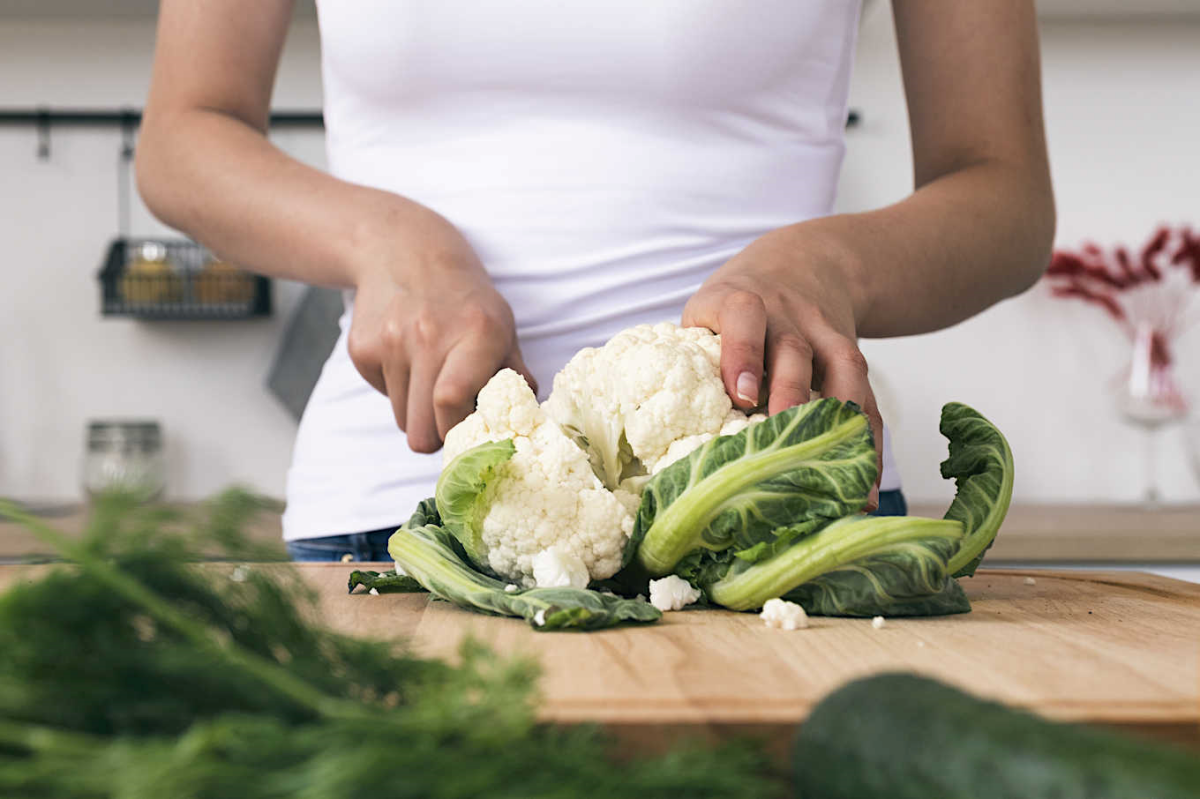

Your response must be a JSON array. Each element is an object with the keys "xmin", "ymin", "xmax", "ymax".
[{"xmin": 683, "ymin": 224, "xmax": 883, "ymax": 503}]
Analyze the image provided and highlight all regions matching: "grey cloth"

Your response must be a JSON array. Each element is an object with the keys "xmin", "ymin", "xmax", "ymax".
[{"xmin": 267, "ymin": 287, "xmax": 344, "ymax": 421}]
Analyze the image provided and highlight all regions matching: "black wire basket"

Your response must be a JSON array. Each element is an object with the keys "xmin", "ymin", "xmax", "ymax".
[{"xmin": 99, "ymin": 238, "xmax": 272, "ymax": 319}]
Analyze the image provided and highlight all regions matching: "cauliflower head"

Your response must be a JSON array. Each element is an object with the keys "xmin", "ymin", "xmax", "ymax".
[
  {"xmin": 437, "ymin": 323, "xmax": 764, "ymax": 589},
  {"xmin": 545, "ymin": 322, "xmax": 764, "ymax": 485},
  {"xmin": 441, "ymin": 368, "xmax": 636, "ymax": 588}
]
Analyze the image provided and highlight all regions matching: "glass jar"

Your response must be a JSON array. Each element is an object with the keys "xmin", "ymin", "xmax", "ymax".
[{"xmin": 82, "ymin": 420, "xmax": 166, "ymax": 502}]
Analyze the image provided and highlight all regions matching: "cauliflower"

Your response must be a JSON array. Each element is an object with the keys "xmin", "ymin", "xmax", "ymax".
[
  {"xmin": 442, "ymin": 369, "xmax": 635, "ymax": 588},
  {"xmin": 438, "ymin": 323, "xmax": 764, "ymax": 590},
  {"xmin": 760, "ymin": 598, "xmax": 809, "ymax": 630},
  {"xmin": 545, "ymin": 322, "xmax": 763, "ymax": 487},
  {"xmin": 648, "ymin": 575, "xmax": 702, "ymax": 612}
]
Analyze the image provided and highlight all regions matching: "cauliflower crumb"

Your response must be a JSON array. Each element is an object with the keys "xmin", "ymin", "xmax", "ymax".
[
  {"xmin": 532, "ymin": 545, "xmax": 591, "ymax": 589},
  {"xmin": 872, "ymin": 616, "xmax": 886, "ymax": 630},
  {"xmin": 648, "ymin": 575, "xmax": 702, "ymax": 611},
  {"xmin": 1024, "ymin": 576, "xmax": 1037, "ymax": 586},
  {"xmin": 368, "ymin": 587, "xmax": 380, "ymax": 596},
  {"xmin": 340, "ymin": 553, "xmax": 354, "ymax": 563},
  {"xmin": 504, "ymin": 584, "xmax": 518, "ymax": 593},
  {"xmin": 394, "ymin": 562, "xmax": 408, "ymax": 576},
  {"xmin": 533, "ymin": 609, "xmax": 547, "ymax": 627},
  {"xmin": 760, "ymin": 598, "xmax": 809, "ymax": 630}
]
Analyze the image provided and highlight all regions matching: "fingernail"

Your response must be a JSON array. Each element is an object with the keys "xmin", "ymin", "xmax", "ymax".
[{"xmin": 736, "ymin": 371, "xmax": 758, "ymax": 405}]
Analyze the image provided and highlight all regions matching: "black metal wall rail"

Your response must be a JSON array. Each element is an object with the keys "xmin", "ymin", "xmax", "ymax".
[{"xmin": 0, "ymin": 107, "xmax": 325, "ymax": 158}]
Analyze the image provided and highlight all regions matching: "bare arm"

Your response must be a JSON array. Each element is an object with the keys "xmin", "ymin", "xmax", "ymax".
[
  {"xmin": 829, "ymin": 0, "xmax": 1056, "ymax": 337},
  {"xmin": 685, "ymin": 0, "xmax": 1054, "ymax": 503},
  {"xmin": 138, "ymin": 0, "xmax": 397, "ymax": 288},
  {"xmin": 137, "ymin": 0, "xmax": 534, "ymax": 452}
]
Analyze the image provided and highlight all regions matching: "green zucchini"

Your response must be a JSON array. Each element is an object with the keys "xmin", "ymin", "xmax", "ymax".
[{"xmin": 793, "ymin": 673, "xmax": 1200, "ymax": 799}]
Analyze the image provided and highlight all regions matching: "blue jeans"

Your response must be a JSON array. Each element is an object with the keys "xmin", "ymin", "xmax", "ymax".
[
  {"xmin": 287, "ymin": 489, "xmax": 907, "ymax": 562},
  {"xmin": 287, "ymin": 527, "xmax": 397, "ymax": 562},
  {"xmin": 873, "ymin": 489, "xmax": 908, "ymax": 518}
]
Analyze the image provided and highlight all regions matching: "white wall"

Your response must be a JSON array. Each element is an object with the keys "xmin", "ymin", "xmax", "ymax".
[
  {"xmin": 1, "ymin": 12, "xmax": 1199, "ymax": 505},
  {"xmin": 0, "ymin": 18, "xmax": 324, "ymax": 501},
  {"xmin": 844, "ymin": 10, "xmax": 1200, "ymax": 505}
]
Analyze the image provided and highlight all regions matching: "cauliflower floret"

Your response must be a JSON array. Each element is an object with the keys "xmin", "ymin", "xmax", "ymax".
[
  {"xmin": 531, "ymin": 544, "xmax": 591, "ymax": 589},
  {"xmin": 760, "ymin": 598, "xmax": 809, "ymax": 630},
  {"xmin": 648, "ymin": 575, "xmax": 703, "ymax": 611},
  {"xmin": 545, "ymin": 322, "xmax": 760, "ymax": 486},
  {"xmin": 653, "ymin": 407, "xmax": 769, "ymax": 474},
  {"xmin": 443, "ymin": 369, "xmax": 635, "ymax": 588}
]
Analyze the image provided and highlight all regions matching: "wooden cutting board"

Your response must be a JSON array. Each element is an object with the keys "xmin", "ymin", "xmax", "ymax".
[
  {"xmin": 1, "ymin": 564, "xmax": 1195, "ymax": 756},
  {"xmin": 310, "ymin": 565, "xmax": 1200, "ymax": 753}
]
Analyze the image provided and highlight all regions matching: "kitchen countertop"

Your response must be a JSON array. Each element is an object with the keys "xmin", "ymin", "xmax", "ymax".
[
  {"xmin": 2, "ymin": 501, "xmax": 1197, "ymax": 563},
  {"xmin": 4, "ymin": 562, "xmax": 1192, "ymax": 757}
]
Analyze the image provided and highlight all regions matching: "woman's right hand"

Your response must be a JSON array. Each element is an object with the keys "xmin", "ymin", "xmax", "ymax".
[{"xmin": 346, "ymin": 207, "xmax": 534, "ymax": 453}]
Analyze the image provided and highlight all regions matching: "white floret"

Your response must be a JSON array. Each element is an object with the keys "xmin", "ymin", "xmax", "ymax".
[
  {"xmin": 533, "ymin": 608, "xmax": 547, "ymax": 627},
  {"xmin": 872, "ymin": 616, "xmax": 887, "ymax": 629},
  {"xmin": 504, "ymin": 584, "xmax": 519, "ymax": 593},
  {"xmin": 545, "ymin": 322, "xmax": 760, "ymax": 485},
  {"xmin": 368, "ymin": 587, "xmax": 380, "ymax": 596},
  {"xmin": 531, "ymin": 545, "xmax": 591, "ymax": 589},
  {"xmin": 648, "ymin": 575, "xmax": 703, "ymax": 612},
  {"xmin": 653, "ymin": 408, "xmax": 769, "ymax": 474},
  {"xmin": 442, "ymin": 369, "xmax": 635, "ymax": 588},
  {"xmin": 760, "ymin": 598, "xmax": 809, "ymax": 630}
]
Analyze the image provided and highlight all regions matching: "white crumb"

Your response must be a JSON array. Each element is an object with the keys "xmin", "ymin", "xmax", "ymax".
[
  {"xmin": 760, "ymin": 598, "xmax": 809, "ymax": 630},
  {"xmin": 504, "ymin": 584, "xmax": 519, "ymax": 593},
  {"xmin": 648, "ymin": 575, "xmax": 703, "ymax": 612},
  {"xmin": 340, "ymin": 553, "xmax": 354, "ymax": 563},
  {"xmin": 533, "ymin": 608, "xmax": 547, "ymax": 627},
  {"xmin": 1024, "ymin": 576, "xmax": 1037, "ymax": 586},
  {"xmin": 394, "ymin": 562, "xmax": 408, "ymax": 576},
  {"xmin": 368, "ymin": 588, "xmax": 380, "ymax": 596},
  {"xmin": 872, "ymin": 616, "xmax": 886, "ymax": 630}
]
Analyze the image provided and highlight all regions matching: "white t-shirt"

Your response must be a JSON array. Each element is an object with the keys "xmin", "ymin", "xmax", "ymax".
[{"xmin": 285, "ymin": 0, "xmax": 897, "ymax": 540}]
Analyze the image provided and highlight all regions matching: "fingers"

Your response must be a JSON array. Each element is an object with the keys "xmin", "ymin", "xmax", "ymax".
[
  {"xmin": 764, "ymin": 329, "xmax": 813, "ymax": 415},
  {"xmin": 347, "ymin": 324, "xmax": 388, "ymax": 397},
  {"xmin": 714, "ymin": 292, "xmax": 767, "ymax": 409},
  {"xmin": 433, "ymin": 336, "xmax": 510, "ymax": 441},
  {"xmin": 405, "ymin": 355, "xmax": 442, "ymax": 453}
]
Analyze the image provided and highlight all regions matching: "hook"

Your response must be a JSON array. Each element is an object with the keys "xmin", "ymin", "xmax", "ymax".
[
  {"xmin": 36, "ymin": 107, "xmax": 50, "ymax": 159},
  {"xmin": 119, "ymin": 109, "xmax": 136, "ymax": 161}
]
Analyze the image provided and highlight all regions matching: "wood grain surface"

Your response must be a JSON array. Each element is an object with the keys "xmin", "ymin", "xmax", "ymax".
[
  {"xmin": 317, "ymin": 565, "xmax": 1200, "ymax": 749},
  {"xmin": 1, "ymin": 563, "xmax": 1196, "ymax": 753}
]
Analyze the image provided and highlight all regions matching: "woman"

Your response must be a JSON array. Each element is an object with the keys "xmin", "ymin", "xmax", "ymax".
[{"xmin": 137, "ymin": 1, "xmax": 1054, "ymax": 561}]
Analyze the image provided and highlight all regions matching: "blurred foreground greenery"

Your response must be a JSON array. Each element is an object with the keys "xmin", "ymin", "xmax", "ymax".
[{"xmin": 0, "ymin": 490, "xmax": 782, "ymax": 798}]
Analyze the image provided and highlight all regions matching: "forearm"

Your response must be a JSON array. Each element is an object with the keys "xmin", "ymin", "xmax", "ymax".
[
  {"xmin": 136, "ymin": 108, "xmax": 442, "ymax": 289},
  {"xmin": 800, "ymin": 158, "xmax": 1055, "ymax": 338}
]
